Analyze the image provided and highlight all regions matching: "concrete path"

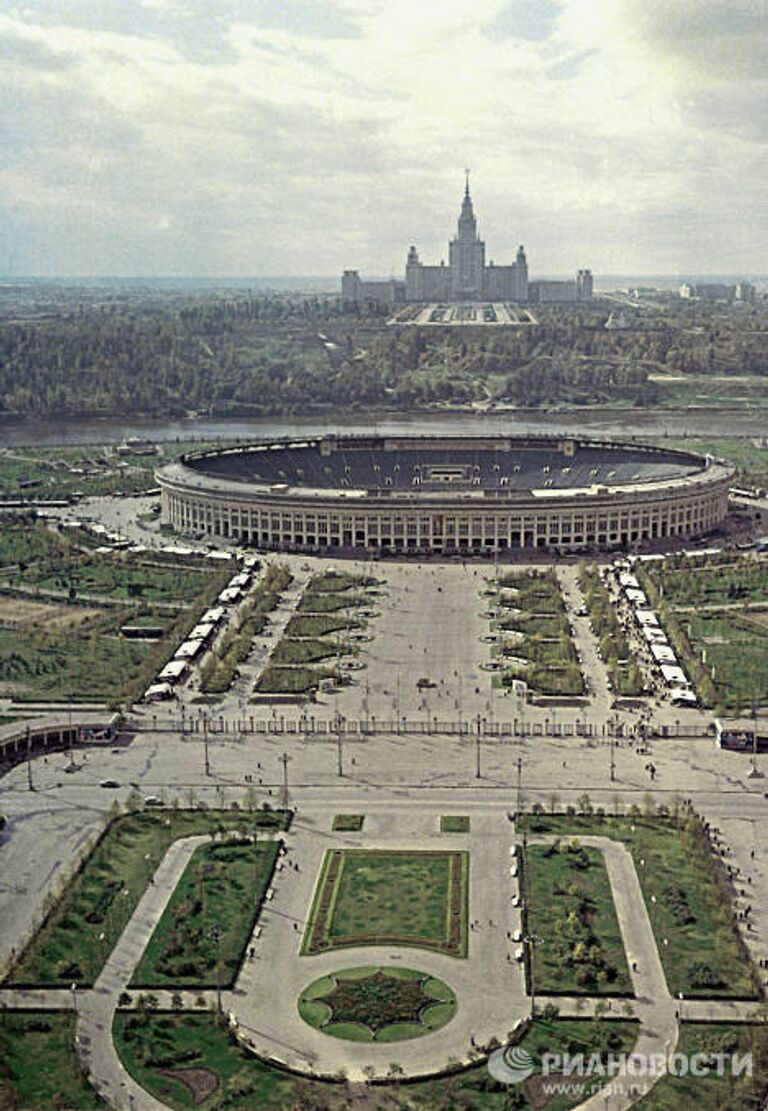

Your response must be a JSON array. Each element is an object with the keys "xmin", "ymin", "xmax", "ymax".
[{"xmin": 76, "ymin": 834, "xmax": 210, "ymax": 1111}]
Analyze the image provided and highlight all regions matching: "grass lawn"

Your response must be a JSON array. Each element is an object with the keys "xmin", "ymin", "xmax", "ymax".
[
  {"xmin": 298, "ymin": 591, "xmax": 369, "ymax": 613},
  {"xmin": 113, "ymin": 1011, "xmax": 640, "ymax": 1111},
  {"xmin": 646, "ymin": 558, "xmax": 768, "ymax": 608},
  {"xmin": 525, "ymin": 842, "xmax": 632, "ymax": 994},
  {"xmin": 635, "ymin": 1022, "xmax": 768, "ymax": 1110},
  {"xmin": 14, "ymin": 554, "xmax": 210, "ymax": 603},
  {"xmin": 298, "ymin": 966, "xmax": 456, "ymax": 1042},
  {"xmin": 305, "ymin": 571, "xmax": 377, "ymax": 594},
  {"xmin": 285, "ymin": 613, "xmax": 362, "ymax": 638},
  {"xmin": 254, "ymin": 665, "xmax": 339, "ymax": 695},
  {"xmin": 271, "ymin": 637, "xmax": 350, "ymax": 665},
  {"xmin": 131, "ymin": 840, "xmax": 279, "ymax": 987},
  {"xmin": 0, "ymin": 618, "xmax": 156, "ymax": 703},
  {"xmin": 0, "ymin": 1011, "xmax": 103, "ymax": 1110},
  {"xmin": 685, "ymin": 612, "xmax": 768, "ymax": 712},
  {"xmin": 331, "ymin": 814, "xmax": 364, "ymax": 831},
  {"xmin": 441, "ymin": 815, "xmax": 470, "ymax": 833},
  {"xmin": 302, "ymin": 849, "xmax": 468, "ymax": 957},
  {"xmin": 6, "ymin": 809, "xmax": 287, "ymax": 987},
  {"xmin": 0, "ymin": 518, "xmax": 72, "ymax": 567},
  {"xmin": 523, "ymin": 814, "xmax": 758, "ymax": 999}
]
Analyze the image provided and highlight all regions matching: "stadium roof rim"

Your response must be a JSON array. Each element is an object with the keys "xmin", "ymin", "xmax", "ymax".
[{"xmin": 156, "ymin": 433, "xmax": 731, "ymax": 505}]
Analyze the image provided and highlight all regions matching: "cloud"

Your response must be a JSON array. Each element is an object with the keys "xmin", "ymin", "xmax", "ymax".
[{"xmin": 0, "ymin": 1, "xmax": 764, "ymax": 276}]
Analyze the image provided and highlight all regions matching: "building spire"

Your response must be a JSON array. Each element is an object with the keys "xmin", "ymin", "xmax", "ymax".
[{"xmin": 464, "ymin": 167, "xmax": 470, "ymax": 198}]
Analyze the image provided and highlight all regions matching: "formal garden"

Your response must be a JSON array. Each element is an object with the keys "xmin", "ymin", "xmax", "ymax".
[
  {"xmin": 4, "ymin": 807, "xmax": 289, "ymax": 987},
  {"xmin": 487, "ymin": 570, "xmax": 584, "ymax": 696},
  {"xmin": 255, "ymin": 569, "xmax": 380, "ymax": 697},
  {"xmin": 302, "ymin": 849, "xmax": 468, "ymax": 957},
  {"xmin": 521, "ymin": 805, "xmax": 760, "ymax": 999},
  {"xmin": 298, "ymin": 966, "xmax": 456, "ymax": 1042}
]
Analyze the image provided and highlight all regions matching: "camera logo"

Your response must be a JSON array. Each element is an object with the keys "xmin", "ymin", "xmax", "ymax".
[{"xmin": 488, "ymin": 1044, "xmax": 535, "ymax": 1085}]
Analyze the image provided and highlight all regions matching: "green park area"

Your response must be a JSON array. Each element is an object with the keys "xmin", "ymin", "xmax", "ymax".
[
  {"xmin": 0, "ymin": 517, "xmax": 230, "ymax": 703},
  {"xmin": 441, "ymin": 815, "xmax": 471, "ymax": 833},
  {"xmin": 10, "ymin": 551, "xmax": 209, "ymax": 603},
  {"xmin": 131, "ymin": 839, "xmax": 280, "ymax": 988},
  {"xmin": 253, "ymin": 664, "xmax": 341, "ymax": 695},
  {"xmin": 638, "ymin": 555, "xmax": 768, "ymax": 711},
  {"xmin": 298, "ymin": 966, "xmax": 456, "ymax": 1042},
  {"xmin": 0, "ymin": 1012, "xmax": 103, "ymax": 1111},
  {"xmin": 635, "ymin": 1022, "xmax": 768, "ymax": 1110},
  {"xmin": 5, "ymin": 807, "xmax": 288, "ymax": 987},
  {"xmin": 0, "ymin": 439, "xmax": 222, "ymax": 501},
  {"xmin": 4, "ymin": 1006, "xmax": 765, "ymax": 1111},
  {"xmin": 0, "ymin": 615, "xmax": 159, "ymax": 704},
  {"xmin": 579, "ymin": 566, "xmax": 644, "ymax": 696},
  {"xmin": 523, "ymin": 809, "xmax": 758, "ymax": 999},
  {"xmin": 112, "ymin": 1009, "xmax": 642, "ymax": 1111},
  {"xmin": 255, "ymin": 570, "xmax": 378, "ymax": 697},
  {"xmin": 490, "ymin": 570, "xmax": 583, "ymax": 696},
  {"xmin": 666, "ymin": 436, "xmax": 768, "ymax": 494},
  {"xmin": 525, "ymin": 840, "xmax": 632, "ymax": 994},
  {"xmin": 0, "ymin": 514, "xmax": 70, "ymax": 566},
  {"xmin": 302, "ymin": 849, "xmax": 468, "ymax": 957}
]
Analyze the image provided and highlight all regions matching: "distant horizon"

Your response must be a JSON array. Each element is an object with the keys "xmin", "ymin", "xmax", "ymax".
[{"xmin": 1, "ymin": 273, "xmax": 766, "ymax": 289}]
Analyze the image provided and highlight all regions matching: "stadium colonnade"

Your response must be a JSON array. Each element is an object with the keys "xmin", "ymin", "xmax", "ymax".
[{"xmin": 157, "ymin": 435, "xmax": 733, "ymax": 556}]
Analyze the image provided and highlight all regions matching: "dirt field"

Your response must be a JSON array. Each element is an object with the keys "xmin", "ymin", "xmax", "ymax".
[{"xmin": 0, "ymin": 595, "xmax": 104, "ymax": 630}]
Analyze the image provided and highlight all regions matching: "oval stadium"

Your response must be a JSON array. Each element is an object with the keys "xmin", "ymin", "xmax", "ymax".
[{"xmin": 157, "ymin": 435, "xmax": 734, "ymax": 556}]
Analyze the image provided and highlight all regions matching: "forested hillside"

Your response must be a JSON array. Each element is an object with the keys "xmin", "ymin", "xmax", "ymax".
[{"xmin": 0, "ymin": 290, "xmax": 766, "ymax": 419}]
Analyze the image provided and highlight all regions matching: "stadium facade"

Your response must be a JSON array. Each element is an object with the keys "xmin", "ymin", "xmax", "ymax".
[
  {"xmin": 341, "ymin": 175, "xmax": 593, "ymax": 307},
  {"xmin": 157, "ymin": 435, "xmax": 733, "ymax": 556}
]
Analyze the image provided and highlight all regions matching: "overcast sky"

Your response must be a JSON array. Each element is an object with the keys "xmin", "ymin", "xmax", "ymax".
[{"xmin": 1, "ymin": 0, "xmax": 766, "ymax": 278}]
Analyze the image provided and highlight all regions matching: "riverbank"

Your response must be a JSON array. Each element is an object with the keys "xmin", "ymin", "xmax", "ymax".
[{"xmin": 3, "ymin": 406, "xmax": 768, "ymax": 449}]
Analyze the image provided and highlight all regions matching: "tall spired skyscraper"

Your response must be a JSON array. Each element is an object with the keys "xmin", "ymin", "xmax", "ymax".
[
  {"xmin": 341, "ymin": 174, "xmax": 591, "ymax": 307},
  {"xmin": 449, "ymin": 172, "xmax": 486, "ymax": 300}
]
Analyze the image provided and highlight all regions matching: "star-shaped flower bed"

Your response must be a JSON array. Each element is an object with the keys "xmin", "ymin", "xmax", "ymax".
[
  {"xmin": 317, "ymin": 970, "xmax": 428, "ymax": 1033},
  {"xmin": 299, "ymin": 966, "xmax": 456, "ymax": 1042}
]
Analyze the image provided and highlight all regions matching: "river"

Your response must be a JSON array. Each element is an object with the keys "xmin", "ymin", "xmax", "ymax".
[{"xmin": 0, "ymin": 407, "xmax": 765, "ymax": 448}]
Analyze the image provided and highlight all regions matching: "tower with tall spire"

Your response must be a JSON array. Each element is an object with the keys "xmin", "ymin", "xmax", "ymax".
[
  {"xmin": 341, "ymin": 173, "xmax": 592, "ymax": 308},
  {"xmin": 449, "ymin": 171, "xmax": 486, "ymax": 300}
]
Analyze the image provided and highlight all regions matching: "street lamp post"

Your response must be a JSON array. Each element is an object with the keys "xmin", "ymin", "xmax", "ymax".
[
  {"xmin": 26, "ymin": 725, "xmax": 34, "ymax": 792},
  {"xmin": 279, "ymin": 752, "xmax": 291, "ymax": 811},
  {"xmin": 749, "ymin": 698, "xmax": 763, "ymax": 779},
  {"xmin": 610, "ymin": 714, "xmax": 617, "ymax": 783},
  {"xmin": 516, "ymin": 755, "xmax": 523, "ymax": 816},
  {"xmin": 202, "ymin": 712, "xmax": 211, "ymax": 777},
  {"xmin": 336, "ymin": 714, "xmax": 344, "ymax": 777}
]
